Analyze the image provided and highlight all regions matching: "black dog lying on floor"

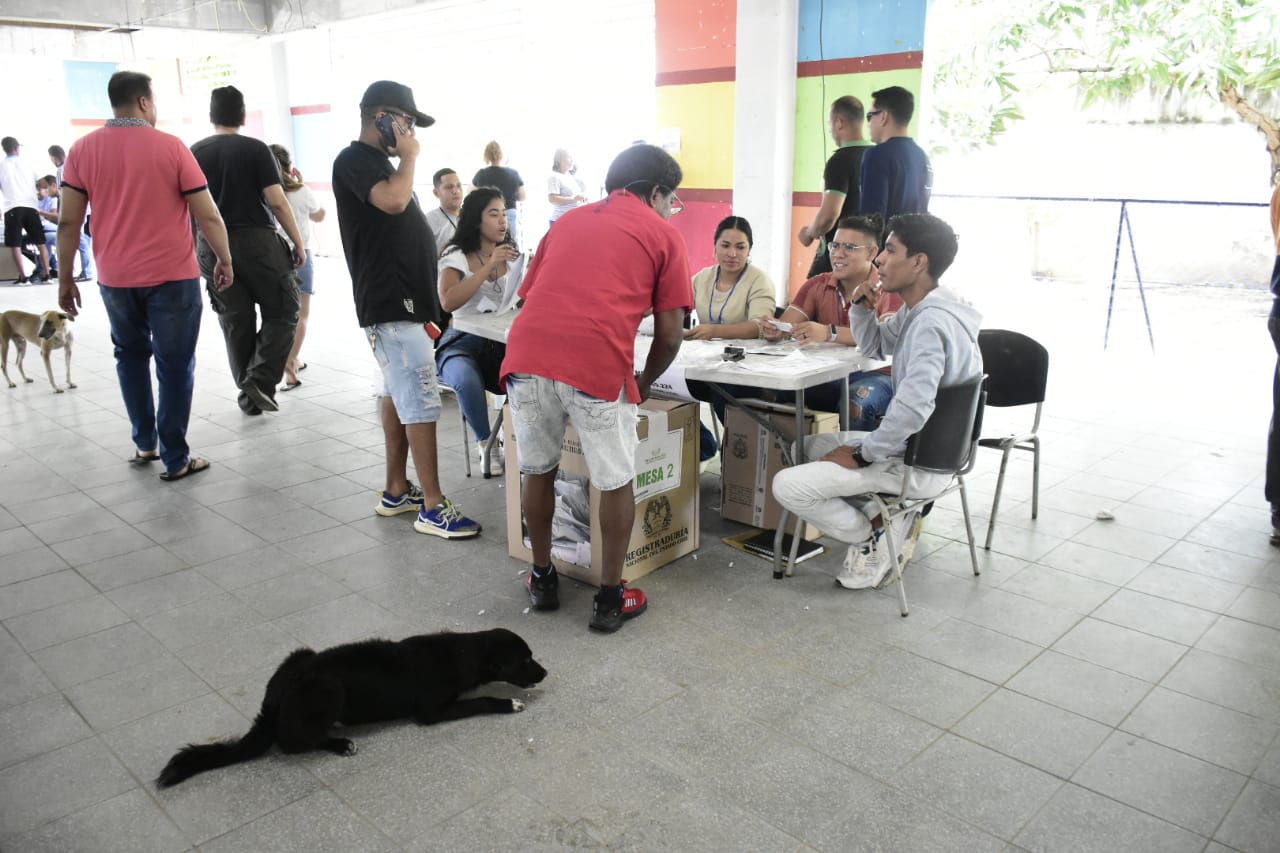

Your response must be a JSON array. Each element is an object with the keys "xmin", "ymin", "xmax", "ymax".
[{"xmin": 157, "ymin": 628, "xmax": 546, "ymax": 787}]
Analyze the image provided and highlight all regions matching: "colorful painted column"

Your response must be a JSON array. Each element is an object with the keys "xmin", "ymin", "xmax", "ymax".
[
  {"xmin": 789, "ymin": 0, "xmax": 927, "ymax": 295},
  {"xmin": 654, "ymin": 0, "xmax": 738, "ymax": 275}
]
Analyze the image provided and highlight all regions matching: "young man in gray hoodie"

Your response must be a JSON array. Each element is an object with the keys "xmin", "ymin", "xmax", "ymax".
[{"xmin": 774, "ymin": 213, "xmax": 983, "ymax": 590}]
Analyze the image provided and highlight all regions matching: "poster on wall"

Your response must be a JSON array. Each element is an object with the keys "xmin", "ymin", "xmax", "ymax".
[{"xmin": 63, "ymin": 61, "xmax": 117, "ymax": 121}]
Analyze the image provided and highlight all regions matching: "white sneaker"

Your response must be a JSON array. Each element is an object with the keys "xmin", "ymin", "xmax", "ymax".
[
  {"xmin": 870, "ymin": 511, "xmax": 922, "ymax": 589},
  {"xmin": 836, "ymin": 540, "xmax": 881, "ymax": 589},
  {"xmin": 477, "ymin": 440, "xmax": 504, "ymax": 476}
]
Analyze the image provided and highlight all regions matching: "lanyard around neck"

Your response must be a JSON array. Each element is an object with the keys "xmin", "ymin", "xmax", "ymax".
[{"xmin": 709, "ymin": 266, "xmax": 747, "ymax": 324}]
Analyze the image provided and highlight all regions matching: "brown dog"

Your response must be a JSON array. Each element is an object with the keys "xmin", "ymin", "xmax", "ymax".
[{"xmin": 0, "ymin": 309, "xmax": 75, "ymax": 393}]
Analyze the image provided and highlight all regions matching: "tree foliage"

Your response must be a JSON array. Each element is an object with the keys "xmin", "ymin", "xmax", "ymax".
[{"xmin": 930, "ymin": 0, "xmax": 1280, "ymax": 184}]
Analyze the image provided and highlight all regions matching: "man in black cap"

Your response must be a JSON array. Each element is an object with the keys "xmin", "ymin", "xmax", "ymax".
[
  {"xmin": 191, "ymin": 85, "xmax": 306, "ymax": 416},
  {"xmin": 332, "ymin": 80, "xmax": 480, "ymax": 540}
]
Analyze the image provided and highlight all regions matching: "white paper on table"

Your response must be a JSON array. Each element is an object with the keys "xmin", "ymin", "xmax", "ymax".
[
  {"xmin": 720, "ymin": 349, "xmax": 840, "ymax": 377},
  {"xmin": 649, "ymin": 364, "xmax": 695, "ymax": 401}
]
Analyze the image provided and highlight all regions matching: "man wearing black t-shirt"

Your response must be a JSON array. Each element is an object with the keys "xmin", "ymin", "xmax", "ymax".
[
  {"xmin": 191, "ymin": 86, "xmax": 305, "ymax": 416},
  {"xmin": 798, "ymin": 96, "xmax": 871, "ymax": 277},
  {"xmin": 331, "ymin": 80, "xmax": 479, "ymax": 540}
]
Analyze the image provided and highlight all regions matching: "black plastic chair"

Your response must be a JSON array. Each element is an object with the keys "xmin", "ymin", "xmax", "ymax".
[
  {"xmin": 774, "ymin": 375, "xmax": 987, "ymax": 616},
  {"xmin": 976, "ymin": 330, "xmax": 1049, "ymax": 550}
]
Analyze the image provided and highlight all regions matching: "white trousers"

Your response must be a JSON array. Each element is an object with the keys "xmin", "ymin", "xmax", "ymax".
[{"xmin": 772, "ymin": 432, "xmax": 953, "ymax": 544}]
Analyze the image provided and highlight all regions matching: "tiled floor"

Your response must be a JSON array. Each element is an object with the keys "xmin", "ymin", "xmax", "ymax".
[{"xmin": 0, "ymin": 260, "xmax": 1278, "ymax": 852}]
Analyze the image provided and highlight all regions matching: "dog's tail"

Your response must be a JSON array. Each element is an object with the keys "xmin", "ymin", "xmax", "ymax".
[
  {"xmin": 156, "ymin": 704, "xmax": 277, "ymax": 788},
  {"xmin": 156, "ymin": 648, "xmax": 315, "ymax": 787}
]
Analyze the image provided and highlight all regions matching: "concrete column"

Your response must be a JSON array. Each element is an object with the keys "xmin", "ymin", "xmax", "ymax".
[{"xmin": 733, "ymin": 0, "xmax": 799, "ymax": 300}]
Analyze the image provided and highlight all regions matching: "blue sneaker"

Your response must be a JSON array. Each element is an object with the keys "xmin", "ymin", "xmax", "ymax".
[
  {"xmin": 414, "ymin": 498, "xmax": 481, "ymax": 539},
  {"xmin": 375, "ymin": 481, "xmax": 426, "ymax": 517}
]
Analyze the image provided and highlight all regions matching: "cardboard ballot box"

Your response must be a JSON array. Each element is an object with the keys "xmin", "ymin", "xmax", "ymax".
[
  {"xmin": 504, "ymin": 399, "xmax": 700, "ymax": 587},
  {"xmin": 720, "ymin": 402, "xmax": 840, "ymax": 533}
]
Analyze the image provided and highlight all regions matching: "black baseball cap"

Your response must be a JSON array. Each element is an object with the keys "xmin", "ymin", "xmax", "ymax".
[{"xmin": 359, "ymin": 81, "xmax": 434, "ymax": 128}]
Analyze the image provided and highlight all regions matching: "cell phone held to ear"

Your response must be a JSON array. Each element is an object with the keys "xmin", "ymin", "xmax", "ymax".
[{"xmin": 375, "ymin": 114, "xmax": 398, "ymax": 148}]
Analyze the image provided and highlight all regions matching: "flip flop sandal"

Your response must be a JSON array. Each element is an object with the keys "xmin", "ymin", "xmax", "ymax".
[
  {"xmin": 129, "ymin": 451, "xmax": 160, "ymax": 465},
  {"xmin": 159, "ymin": 457, "xmax": 210, "ymax": 481},
  {"xmin": 280, "ymin": 379, "xmax": 302, "ymax": 391},
  {"xmin": 297, "ymin": 362, "xmax": 308, "ymax": 371}
]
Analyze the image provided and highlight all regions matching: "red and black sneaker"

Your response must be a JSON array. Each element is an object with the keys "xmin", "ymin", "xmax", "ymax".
[
  {"xmin": 526, "ymin": 565, "xmax": 560, "ymax": 611},
  {"xmin": 588, "ymin": 582, "xmax": 647, "ymax": 633}
]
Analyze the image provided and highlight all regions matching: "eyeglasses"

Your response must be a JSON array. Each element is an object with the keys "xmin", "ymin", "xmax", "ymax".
[
  {"xmin": 827, "ymin": 241, "xmax": 872, "ymax": 254},
  {"xmin": 866, "ymin": 110, "xmax": 884, "ymax": 120},
  {"xmin": 624, "ymin": 181, "xmax": 683, "ymax": 215}
]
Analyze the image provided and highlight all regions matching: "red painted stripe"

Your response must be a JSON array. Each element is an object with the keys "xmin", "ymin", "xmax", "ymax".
[
  {"xmin": 797, "ymin": 51, "xmax": 923, "ymax": 77},
  {"xmin": 290, "ymin": 104, "xmax": 331, "ymax": 116},
  {"xmin": 677, "ymin": 188, "xmax": 733, "ymax": 204},
  {"xmin": 655, "ymin": 66, "xmax": 736, "ymax": 86},
  {"xmin": 793, "ymin": 192, "xmax": 823, "ymax": 207}
]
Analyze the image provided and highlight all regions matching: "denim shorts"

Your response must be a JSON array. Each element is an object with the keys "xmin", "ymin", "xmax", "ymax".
[
  {"xmin": 297, "ymin": 249, "xmax": 314, "ymax": 295},
  {"xmin": 366, "ymin": 321, "xmax": 440, "ymax": 424},
  {"xmin": 506, "ymin": 373, "xmax": 638, "ymax": 491}
]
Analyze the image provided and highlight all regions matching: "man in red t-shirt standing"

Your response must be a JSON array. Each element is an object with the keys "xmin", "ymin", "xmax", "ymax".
[
  {"xmin": 58, "ymin": 71, "xmax": 234, "ymax": 482},
  {"xmin": 501, "ymin": 144, "xmax": 692, "ymax": 633}
]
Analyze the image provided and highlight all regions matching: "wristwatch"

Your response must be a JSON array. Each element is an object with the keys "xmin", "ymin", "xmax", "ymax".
[
  {"xmin": 828, "ymin": 323, "xmax": 838, "ymax": 342},
  {"xmin": 852, "ymin": 446, "xmax": 871, "ymax": 467}
]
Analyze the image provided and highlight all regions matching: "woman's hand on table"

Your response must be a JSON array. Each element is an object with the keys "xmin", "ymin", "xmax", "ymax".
[
  {"xmin": 759, "ymin": 316, "xmax": 787, "ymax": 341},
  {"xmin": 683, "ymin": 324, "xmax": 721, "ymax": 341}
]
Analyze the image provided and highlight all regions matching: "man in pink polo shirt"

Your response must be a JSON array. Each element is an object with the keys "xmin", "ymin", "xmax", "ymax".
[
  {"xmin": 501, "ymin": 144, "xmax": 691, "ymax": 633},
  {"xmin": 57, "ymin": 70, "xmax": 234, "ymax": 482}
]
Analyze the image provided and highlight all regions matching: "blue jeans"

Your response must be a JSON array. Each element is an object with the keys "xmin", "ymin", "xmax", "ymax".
[
  {"xmin": 775, "ymin": 370, "xmax": 894, "ymax": 431},
  {"xmin": 436, "ymin": 328, "xmax": 503, "ymax": 441},
  {"xmin": 43, "ymin": 231, "xmax": 94, "ymax": 277},
  {"xmin": 98, "ymin": 279, "xmax": 202, "ymax": 473}
]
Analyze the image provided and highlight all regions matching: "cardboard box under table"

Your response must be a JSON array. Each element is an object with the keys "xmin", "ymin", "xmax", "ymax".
[
  {"xmin": 504, "ymin": 399, "xmax": 700, "ymax": 586},
  {"xmin": 720, "ymin": 402, "xmax": 840, "ymax": 533}
]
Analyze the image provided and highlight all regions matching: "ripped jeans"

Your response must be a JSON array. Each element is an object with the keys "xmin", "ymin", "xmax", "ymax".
[
  {"xmin": 366, "ymin": 321, "xmax": 441, "ymax": 424},
  {"xmin": 774, "ymin": 370, "xmax": 894, "ymax": 431}
]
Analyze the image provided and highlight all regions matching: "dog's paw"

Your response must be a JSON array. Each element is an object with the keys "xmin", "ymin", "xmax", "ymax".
[{"xmin": 511, "ymin": 699, "xmax": 526, "ymax": 712}]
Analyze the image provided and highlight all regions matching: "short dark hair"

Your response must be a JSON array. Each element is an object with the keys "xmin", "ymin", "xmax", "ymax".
[
  {"xmin": 714, "ymin": 215, "xmax": 753, "ymax": 247},
  {"xmin": 871, "ymin": 86, "xmax": 915, "ymax": 126},
  {"xmin": 835, "ymin": 213, "xmax": 884, "ymax": 246},
  {"xmin": 0, "ymin": 137, "xmax": 17, "ymax": 155},
  {"xmin": 433, "ymin": 168, "xmax": 457, "ymax": 189},
  {"xmin": 39, "ymin": 174, "xmax": 56, "ymax": 186},
  {"xmin": 887, "ymin": 214, "xmax": 958, "ymax": 279},
  {"xmin": 445, "ymin": 186, "xmax": 505, "ymax": 255},
  {"xmin": 604, "ymin": 143, "xmax": 682, "ymax": 195},
  {"xmin": 209, "ymin": 85, "xmax": 246, "ymax": 127},
  {"xmin": 107, "ymin": 71, "xmax": 152, "ymax": 108},
  {"xmin": 48, "ymin": 145, "xmax": 65, "ymax": 159},
  {"xmin": 830, "ymin": 95, "xmax": 864, "ymax": 126}
]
